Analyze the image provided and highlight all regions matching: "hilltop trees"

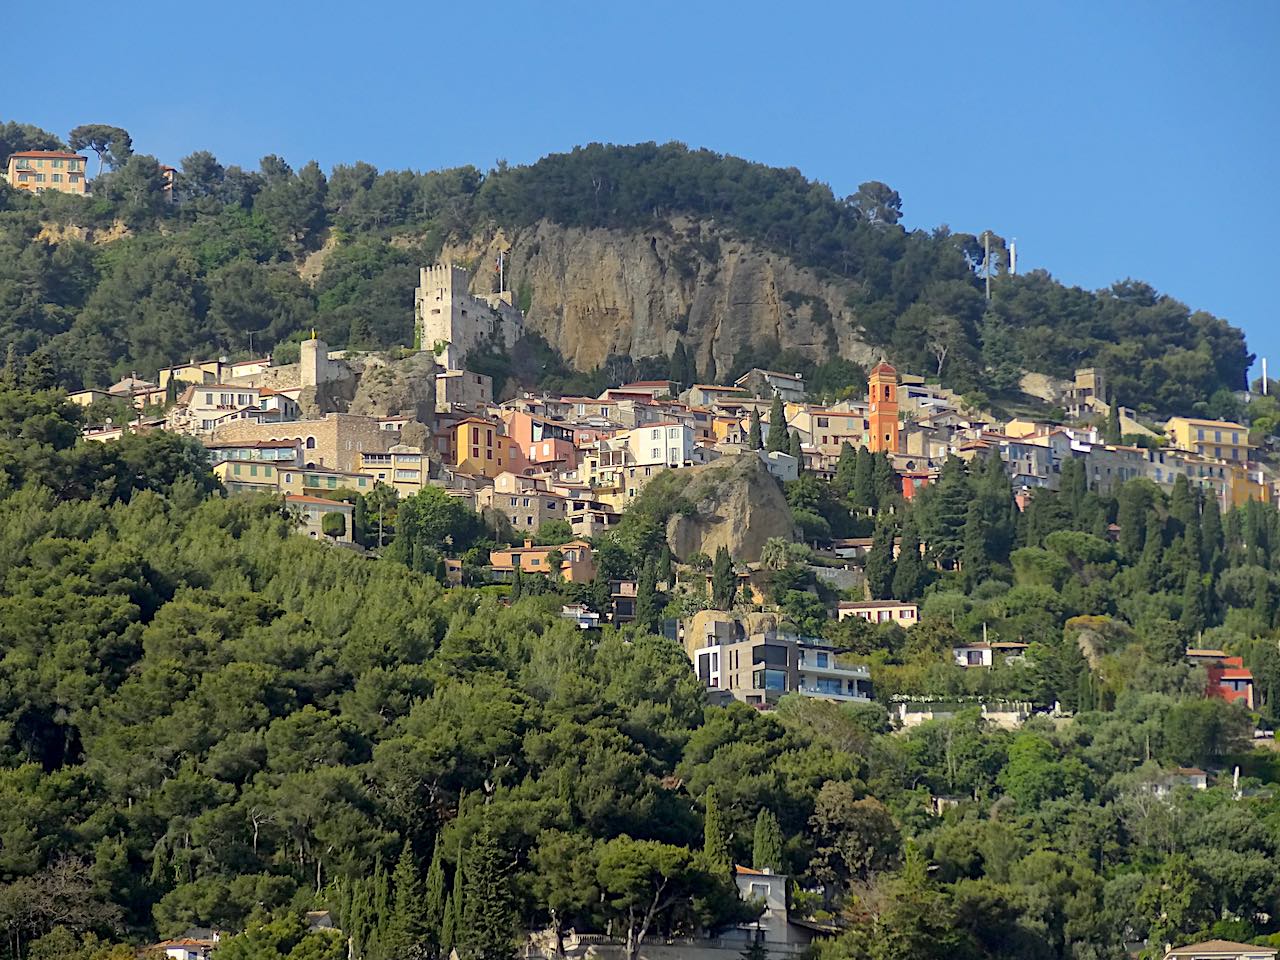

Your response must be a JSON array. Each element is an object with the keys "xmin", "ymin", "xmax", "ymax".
[{"xmin": 67, "ymin": 123, "xmax": 133, "ymax": 175}]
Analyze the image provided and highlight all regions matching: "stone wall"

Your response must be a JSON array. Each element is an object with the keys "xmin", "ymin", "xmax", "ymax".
[{"xmin": 212, "ymin": 414, "xmax": 397, "ymax": 473}]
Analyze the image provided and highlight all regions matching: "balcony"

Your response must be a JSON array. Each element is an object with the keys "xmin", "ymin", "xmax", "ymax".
[
  {"xmin": 798, "ymin": 660, "xmax": 871, "ymax": 680},
  {"xmin": 797, "ymin": 686, "xmax": 872, "ymax": 703}
]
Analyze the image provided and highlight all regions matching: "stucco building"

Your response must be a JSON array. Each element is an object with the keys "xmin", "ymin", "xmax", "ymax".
[{"xmin": 4, "ymin": 151, "xmax": 88, "ymax": 194}]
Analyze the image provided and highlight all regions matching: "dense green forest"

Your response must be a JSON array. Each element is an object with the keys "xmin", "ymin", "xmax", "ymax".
[
  {"xmin": 3, "ymin": 385, "xmax": 1280, "ymax": 960},
  {"xmin": 0, "ymin": 120, "xmax": 1250, "ymax": 414}
]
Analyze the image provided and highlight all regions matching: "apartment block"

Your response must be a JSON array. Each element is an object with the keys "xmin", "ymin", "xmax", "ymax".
[{"xmin": 688, "ymin": 621, "xmax": 872, "ymax": 707}]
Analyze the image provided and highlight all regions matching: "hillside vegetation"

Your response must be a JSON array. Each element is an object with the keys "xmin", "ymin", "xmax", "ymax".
[{"xmin": 0, "ymin": 121, "xmax": 1250, "ymax": 415}]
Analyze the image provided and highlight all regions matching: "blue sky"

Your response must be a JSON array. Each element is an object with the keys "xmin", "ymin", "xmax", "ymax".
[{"xmin": 5, "ymin": 1, "xmax": 1277, "ymax": 375}]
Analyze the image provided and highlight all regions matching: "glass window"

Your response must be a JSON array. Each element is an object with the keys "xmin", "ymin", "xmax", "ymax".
[{"xmin": 751, "ymin": 669, "xmax": 787, "ymax": 691}]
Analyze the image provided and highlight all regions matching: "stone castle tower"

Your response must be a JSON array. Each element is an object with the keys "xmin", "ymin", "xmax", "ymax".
[
  {"xmin": 867, "ymin": 359, "xmax": 899, "ymax": 454},
  {"xmin": 414, "ymin": 262, "xmax": 524, "ymax": 371}
]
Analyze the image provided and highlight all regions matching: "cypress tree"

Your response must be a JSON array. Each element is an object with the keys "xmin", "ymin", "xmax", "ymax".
[
  {"xmin": 788, "ymin": 430, "xmax": 803, "ymax": 468},
  {"xmin": 433, "ymin": 556, "xmax": 448, "ymax": 584},
  {"xmin": 960, "ymin": 498, "xmax": 991, "ymax": 589},
  {"xmin": 703, "ymin": 786, "xmax": 732, "ymax": 874},
  {"xmin": 424, "ymin": 839, "xmax": 447, "ymax": 956},
  {"xmin": 669, "ymin": 342, "xmax": 689, "ymax": 389},
  {"xmin": 386, "ymin": 841, "xmax": 428, "ymax": 960},
  {"xmin": 655, "ymin": 545, "xmax": 673, "ymax": 588},
  {"xmin": 510, "ymin": 561, "xmax": 523, "ymax": 600},
  {"xmin": 458, "ymin": 825, "xmax": 516, "ymax": 960},
  {"xmin": 1076, "ymin": 667, "xmax": 1096, "ymax": 713},
  {"xmin": 1201, "ymin": 493, "xmax": 1223, "ymax": 570},
  {"xmin": 833, "ymin": 442, "xmax": 857, "ymax": 498},
  {"xmin": 752, "ymin": 808, "xmax": 783, "ymax": 872},
  {"xmin": 929, "ymin": 456, "xmax": 971, "ymax": 568},
  {"xmin": 892, "ymin": 513, "xmax": 925, "ymax": 600},
  {"xmin": 1105, "ymin": 396, "xmax": 1122, "ymax": 443},
  {"xmin": 766, "ymin": 393, "xmax": 788, "ymax": 452},
  {"xmin": 748, "ymin": 409, "xmax": 763, "ymax": 450},
  {"xmin": 1169, "ymin": 475, "xmax": 1196, "ymax": 531},
  {"xmin": 1, "ymin": 343, "xmax": 19, "ymax": 386},
  {"xmin": 1180, "ymin": 569, "xmax": 1206, "ymax": 638},
  {"xmin": 865, "ymin": 518, "xmax": 896, "ymax": 600},
  {"xmin": 635, "ymin": 557, "xmax": 660, "ymax": 633},
  {"xmin": 1253, "ymin": 574, "xmax": 1272, "ymax": 630},
  {"xmin": 850, "ymin": 445, "xmax": 875, "ymax": 510},
  {"xmin": 712, "ymin": 546, "xmax": 737, "ymax": 609},
  {"xmin": 871, "ymin": 451, "xmax": 900, "ymax": 507},
  {"xmin": 440, "ymin": 893, "xmax": 455, "ymax": 960},
  {"xmin": 1136, "ymin": 509, "xmax": 1165, "ymax": 586}
]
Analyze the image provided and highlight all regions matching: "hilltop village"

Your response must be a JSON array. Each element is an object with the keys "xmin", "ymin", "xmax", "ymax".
[{"xmin": 54, "ymin": 258, "xmax": 1276, "ymax": 724}]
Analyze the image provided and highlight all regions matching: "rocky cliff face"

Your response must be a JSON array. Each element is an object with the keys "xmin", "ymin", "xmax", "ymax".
[
  {"xmin": 659, "ymin": 453, "xmax": 799, "ymax": 563},
  {"xmin": 441, "ymin": 219, "xmax": 878, "ymax": 374}
]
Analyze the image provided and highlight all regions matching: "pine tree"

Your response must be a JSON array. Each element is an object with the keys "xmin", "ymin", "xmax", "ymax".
[
  {"xmin": 833, "ymin": 442, "xmax": 857, "ymax": 498},
  {"xmin": 766, "ymin": 393, "xmax": 788, "ymax": 453},
  {"xmin": 386, "ymin": 841, "xmax": 428, "ymax": 960},
  {"xmin": 752, "ymin": 808, "xmax": 783, "ymax": 872},
  {"xmin": 635, "ymin": 557, "xmax": 660, "ymax": 633},
  {"xmin": 711, "ymin": 546, "xmax": 737, "ymax": 609},
  {"xmin": 893, "ymin": 514, "xmax": 926, "ymax": 600},
  {"xmin": 458, "ymin": 825, "xmax": 516, "ymax": 960},
  {"xmin": 850, "ymin": 445, "xmax": 875, "ymax": 510},
  {"xmin": 703, "ymin": 786, "xmax": 732, "ymax": 875},
  {"xmin": 424, "ymin": 839, "xmax": 447, "ymax": 957},
  {"xmin": 865, "ymin": 519, "xmax": 896, "ymax": 600},
  {"xmin": 748, "ymin": 409, "xmax": 763, "ymax": 450}
]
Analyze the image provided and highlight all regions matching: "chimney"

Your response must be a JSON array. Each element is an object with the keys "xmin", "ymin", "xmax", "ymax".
[{"xmin": 524, "ymin": 539, "xmax": 533, "ymax": 549}]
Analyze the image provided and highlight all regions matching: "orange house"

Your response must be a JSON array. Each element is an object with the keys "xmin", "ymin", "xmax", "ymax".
[
  {"xmin": 452, "ymin": 417, "xmax": 529, "ymax": 478},
  {"xmin": 490, "ymin": 539, "xmax": 595, "ymax": 583}
]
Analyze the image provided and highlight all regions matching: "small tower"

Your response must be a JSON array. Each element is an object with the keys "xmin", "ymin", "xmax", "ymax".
[{"xmin": 867, "ymin": 359, "xmax": 899, "ymax": 453}]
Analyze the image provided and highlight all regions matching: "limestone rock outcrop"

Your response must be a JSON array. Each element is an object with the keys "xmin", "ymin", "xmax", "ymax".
[
  {"xmin": 346, "ymin": 352, "xmax": 438, "ymax": 423},
  {"xmin": 660, "ymin": 453, "xmax": 799, "ymax": 563},
  {"xmin": 441, "ymin": 218, "xmax": 878, "ymax": 375}
]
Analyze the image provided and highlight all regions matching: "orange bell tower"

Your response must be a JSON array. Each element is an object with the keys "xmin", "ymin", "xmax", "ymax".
[{"xmin": 867, "ymin": 359, "xmax": 899, "ymax": 453}]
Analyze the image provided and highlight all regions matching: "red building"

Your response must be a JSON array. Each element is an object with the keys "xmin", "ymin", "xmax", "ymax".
[{"xmin": 1205, "ymin": 656, "xmax": 1255, "ymax": 709}]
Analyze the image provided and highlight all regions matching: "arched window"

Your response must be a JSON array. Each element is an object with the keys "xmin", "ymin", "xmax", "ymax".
[{"xmin": 306, "ymin": 437, "xmax": 316, "ymax": 449}]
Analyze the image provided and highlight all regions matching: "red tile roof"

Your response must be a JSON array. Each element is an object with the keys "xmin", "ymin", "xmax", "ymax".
[{"xmin": 8, "ymin": 151, "xmax": 87, "ymax": 160}]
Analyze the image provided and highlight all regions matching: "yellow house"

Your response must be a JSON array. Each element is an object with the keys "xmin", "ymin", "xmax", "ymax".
[
  {"xmin": 214, "ymin": 460, "xmax": 282, "ymax": 494},
  {"xmin": 4, "ymin": 151, "xmax": 89, "ymax": 194},
  {"xmin": 359, "ymin": 444, "xmax": 429, "ymax": 496},
  {"xmin": 1165, "ymin": 417, "xmax": 1252, "ymax": 463}
]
